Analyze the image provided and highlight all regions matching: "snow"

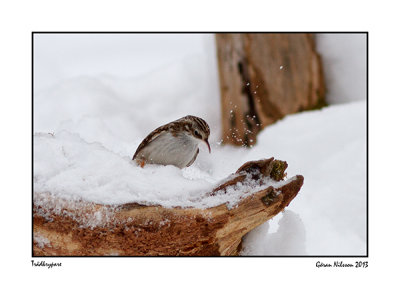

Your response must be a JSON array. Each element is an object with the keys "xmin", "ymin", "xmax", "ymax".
[
  {"xmin": 316, "ymin": 33, "xmax": 367, "ymax": 104},
  {"xmin": 33, "ymin": 233, "xmax": 51, "ymax": 249},
  {"xmin": 241, "ymin": 210, "xmax": 307, "ymax": 255},
  {"xmin": 34, "ymin": 130, "xmax": 295, "ymax": 209},
  {"xmin": 242, "ymin": 101, "xmax": 366, "ymax": 255},
  {"xmin": 34, "ymin": 33, "xmax": 366, "ymax": 255}
]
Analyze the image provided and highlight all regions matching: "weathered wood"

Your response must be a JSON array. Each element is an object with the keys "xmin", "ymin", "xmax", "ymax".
[
  {"xmin": 216, "ymin": 33, "xmax": 325, "ymax": 146},
  {"xmin": 33, "ymin": 158, "xmax": 303, "ymax": 256}
]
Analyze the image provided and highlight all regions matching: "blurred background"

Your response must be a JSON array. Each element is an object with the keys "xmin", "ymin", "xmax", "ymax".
[{"xmin": 34, "ymin": 33, "xmax": 366, "ymax": 151}]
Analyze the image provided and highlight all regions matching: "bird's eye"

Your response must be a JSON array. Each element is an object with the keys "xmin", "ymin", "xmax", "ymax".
[{"xmin": 194, "ymin": 130, "xmax": 201, "ymax": 137}]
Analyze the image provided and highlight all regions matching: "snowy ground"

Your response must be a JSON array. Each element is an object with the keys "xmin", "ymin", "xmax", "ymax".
[{"xmin": 33, "ymin": 33, "xmax": 367, "ymax": 255}]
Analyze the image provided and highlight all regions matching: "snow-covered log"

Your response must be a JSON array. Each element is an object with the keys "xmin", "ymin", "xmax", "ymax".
[{"xmin": 33, "ymin": 158, "xmax": 303, "ymax": 256}]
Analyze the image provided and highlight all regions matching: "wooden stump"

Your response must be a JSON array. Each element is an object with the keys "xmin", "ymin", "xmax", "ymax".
[
  {"xmin": 216, "ymin": 33, "xmax": 326, "ymax": 146},
  {"xmin": 33, "ymin": 158, "xmax": 303, "ymax": 256}
]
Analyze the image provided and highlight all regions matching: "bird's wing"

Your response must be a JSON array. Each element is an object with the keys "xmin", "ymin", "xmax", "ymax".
[
  {"xmin": 186, "ymin": 148, "xmax": 199, "ymax": 167},
  {"xmin": 132, "ymin": 123, "xmax": 170, "ymax": 160}
]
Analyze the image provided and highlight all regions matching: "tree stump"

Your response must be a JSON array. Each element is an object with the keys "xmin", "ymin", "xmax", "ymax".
[
  {"xmin": 216, "ymin": 33, "xmax": 326, "ymax": 146},
  {"xmin": 33, "ymin": 158, "xmax": 303, "ymax": 256}
]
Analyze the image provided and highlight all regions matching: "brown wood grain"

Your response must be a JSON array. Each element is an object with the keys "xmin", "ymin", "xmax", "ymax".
[
  {"xmin": 33, "ymin": 158, "xmax": 303, "ymax": 256},
  {"xmin": 216, "ymin": 33, "xmax": 325, "ymax": 146}
]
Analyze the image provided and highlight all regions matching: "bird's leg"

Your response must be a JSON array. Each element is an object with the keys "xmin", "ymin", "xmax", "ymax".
[{"xmin": 136, "ymin": 159, "xmax": 146, "ymax": 168}]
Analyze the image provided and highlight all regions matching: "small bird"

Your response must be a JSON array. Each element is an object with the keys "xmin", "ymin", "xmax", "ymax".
[{"xmin": 132, "ymin": 115, "xmax": 211, "ymax": 168}]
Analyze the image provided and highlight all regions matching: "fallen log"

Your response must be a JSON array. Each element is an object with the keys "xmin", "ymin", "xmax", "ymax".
[{"xmin": 33, "ymin": 158, "xmax": 303, "ymax": 256}]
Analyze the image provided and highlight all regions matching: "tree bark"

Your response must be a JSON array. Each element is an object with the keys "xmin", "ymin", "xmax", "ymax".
[
  {"xmin": 33, "ymin": 158, "xmax": 303, "ymax": 256},
  {"xmin": 216, "ymin": 33, "xmax": 325, "ymax": 146}
]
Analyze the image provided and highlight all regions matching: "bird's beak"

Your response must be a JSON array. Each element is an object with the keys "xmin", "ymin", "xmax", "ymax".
[{"xmin": 204, "ymin": 139, "xmax": 211, "ymax": 153}]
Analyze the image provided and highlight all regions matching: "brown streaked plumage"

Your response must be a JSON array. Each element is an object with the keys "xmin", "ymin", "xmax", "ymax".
[{"xmin": 132, "ymin": 115, "xmax": 211, "ymax": 168}]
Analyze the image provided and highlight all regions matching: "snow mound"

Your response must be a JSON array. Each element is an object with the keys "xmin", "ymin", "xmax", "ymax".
[{"xmin": 34, "ymin": 131, "xmax": 290, "ymax": 210}]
